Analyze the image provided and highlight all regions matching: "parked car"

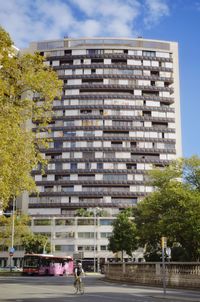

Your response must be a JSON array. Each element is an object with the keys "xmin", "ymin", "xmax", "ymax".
[{"xmin": 1, "ymin": 266, "xmax": 22, "ymax": 272}]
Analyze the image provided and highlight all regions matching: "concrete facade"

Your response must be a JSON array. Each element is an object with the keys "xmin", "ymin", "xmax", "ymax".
[{"xmin": 3, "ymin": 37, "xmax": 181, "ymax": 266}]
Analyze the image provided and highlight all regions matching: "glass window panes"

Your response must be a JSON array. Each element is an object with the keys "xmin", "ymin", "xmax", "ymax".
[
  {"xmin": 78, "ymin": 232, "xmax": 95, "ymax": 238},
  {"xmin": 55, "ymin": 219, "xmax": 74, "ymax": 225},
  {"xmin": 100, "ymin": 219, "xmax": 113, "ymax": 226},
  {"xmin": 55, "ymin": 232, "xmax": 74, "ymax": 238},
  {"xmin": 77, "ymin": 219, "xmax": 94, "ymax": 225},
  {"xmin": 100, "ymin": 232, "xmax": 112, "ymax": 238},
  {"xmin": 34, "ymin": 219, "xmax": 51, "ymax": 226}
]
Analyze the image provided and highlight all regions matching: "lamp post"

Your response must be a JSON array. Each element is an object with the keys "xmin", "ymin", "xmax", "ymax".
[
  {"xmin": 94, "ymin": 207, "xmax": 100, "ymax": 273},
  {"xmin": 11, "ymin": 197, "xmax": 15, "ymax": 251},
  {"xmin": 0, "ymin": 197, "xmax": 16, "ymax": 271}
]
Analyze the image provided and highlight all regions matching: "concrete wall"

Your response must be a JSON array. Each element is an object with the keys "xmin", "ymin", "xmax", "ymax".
[{"xmin": 104, "ymin": 262, "xmax": 200, "ymax": 289}]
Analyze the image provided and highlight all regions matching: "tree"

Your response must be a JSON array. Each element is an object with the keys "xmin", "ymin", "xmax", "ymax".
[
  {"xmin": 75, "ymin": 208, "xmax": 94, "ymax": 217},
  {"xmin": 0, "ymin": 214, "xmax": 50, "ymax": 254},
  {"xmin": 0, "ymin": 27, "xmax": 62, "ymax": 208},
  {"xmin": 134, "ymin": 157, "xmax": 200, "ymax": 261},
  {"xmin": 22, "ymin": 233, "xmax": 50, "ymax": 254},
  {"xmin": 108, "ymin": 209, "xmax": 138, "ymax": 260},
  {"xmin": 0, "ymin": 214, "xmax": 31, "ymax": 248}
]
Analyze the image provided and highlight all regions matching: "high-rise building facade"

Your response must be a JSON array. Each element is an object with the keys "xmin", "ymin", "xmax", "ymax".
[{"xmin": 21, "ymin": 38, "xmax": 181, "ymax": 262}]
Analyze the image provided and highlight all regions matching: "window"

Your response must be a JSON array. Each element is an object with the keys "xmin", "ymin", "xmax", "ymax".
[
  {"xmin": 78, "ymin": 232, "xmax": 95, "ymax": 238},
  {"xmin": 55, "ymin": 163, "xmax": 62, "ymax": 170},
  {"xmin": 100, "ymin": 219, "xmax": 113, "ymax": 226},
  {"xmin": 77, "ymin": 219, "xmax": 94, "ymax": 226},
  {"xmin": 71, "ymin": 163, "xmax": 77, "ymax": 170},
  {"xmin": 54, "ymin": 141, "xmax": 63, "ymax": 148},
  {"xmin": 85, "ymin": 162, "xmax": 91, "ymax": 169},
  {"xmin": 126, "ymin": 163, "xmax": 136, "ymax": 170},
  {"xmin": 80, "ymin": 110, "xmax": 92, "ymax": 114},
  {"xmin": 55, "ymin": 245, "xmax": 74, "ymax": 252},
  {"xmin": 34, "ymin": 219, "xmax": 51, "ymax": 226},
  {"xmin": 100, "ymin": 232, "xmax": 112, "ymax": 238},
  {"xmin": 55, "ymin": 232, "xmax": 74, "ymax": 238},
  {"xmin": 35, "ymin": 232, "xmax": 51, "ymax": 237},
  {"xmin": 143, "ymin": 51, "xmax": 156, "ymax": 57},
  {"xmin": 100, "ymin": 246, "xmax": 108, "ymax": 251},
  {"xmin": 103, "ymin": 174, "xmax": 127, "ymax": 181},
  {"xmin": 97, "ymin": 163, "xmax": 103, "ymax": 169},
  {"xmin": 78, "ymin": 246, "xmax": 96, "ymax": 251},
  {"xmin": 62, "ymin": 186, "xmax": 74, "ymax": 192},
  {"xmin": 64, "ymin": 131, "xmax": 76, "ymax": 137},
  {"xmin": 55, "ymin": 219, "xmax": 74, "ymax": 225},
  {"xmin": 87, "ymin": 49, "xmax": 104, "ymax": 55},
  {"xmin": 44, "ymin": 186, "xmax": 53, "ymax": 192}
]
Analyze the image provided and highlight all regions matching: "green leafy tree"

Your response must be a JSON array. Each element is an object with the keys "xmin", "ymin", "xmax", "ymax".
[
  {"xmin": 22, "ymin": 233, "xmax": 50, "ymax": 254},
  {"xmin": 75, "ymin": 208, "xmax": 94, "ymax": 217},
  {"xmin": 134, "ymin": 157, "xmax": 200, "ymax": 261},
  {"xmin": 108, "ymin": 209, "xmax": 138, "ymax": 260},
  {"xmin": 0, "ymin": 27, "xmax": 62, "ymax": 208},
  {"xmin": 0, "ymin": 214, "xmax": 31, "ymax": 249}
]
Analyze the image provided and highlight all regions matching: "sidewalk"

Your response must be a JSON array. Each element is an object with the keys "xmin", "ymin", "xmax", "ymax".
[
  {"xmin": 103, "ymin": 277, "xmax": 200, "ymax": 301},
  {"xmin": 151, "ymin": 290, "xmax": 200, "ymax": 302}
]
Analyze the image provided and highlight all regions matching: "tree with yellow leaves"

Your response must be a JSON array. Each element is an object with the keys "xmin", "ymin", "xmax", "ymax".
[{"xmin": 0, "ymin": 27, "xmax": 62, "ymax": 209}]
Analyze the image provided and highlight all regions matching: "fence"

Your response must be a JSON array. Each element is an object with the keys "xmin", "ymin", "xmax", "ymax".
[{"xmin": 104, "ymin": 262, "xmax": 200, "ymax": 289}]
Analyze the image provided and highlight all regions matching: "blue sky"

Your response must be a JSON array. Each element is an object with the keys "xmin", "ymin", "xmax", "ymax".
[{"xmin": 0, "ymin": 0, "xmax": 199, "ymax": 157}]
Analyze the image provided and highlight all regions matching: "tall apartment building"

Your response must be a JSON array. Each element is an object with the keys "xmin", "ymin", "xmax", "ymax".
[{"xmin": 15, "ymin": 38, "xmax": 181, "ymax": 266}]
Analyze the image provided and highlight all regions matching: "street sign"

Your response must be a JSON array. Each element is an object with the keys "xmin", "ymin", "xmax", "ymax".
[
  {"xmin": 166, "ymin": 247, "xmax": 171, "ymax": 258},
  {"xmin": 9, "ymin": 247, "xmax": 15, "ymax": 253}
]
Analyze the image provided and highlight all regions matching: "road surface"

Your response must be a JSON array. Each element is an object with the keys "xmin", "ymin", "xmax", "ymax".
[{"xmin": 0, "ymin": 274, "xmax": 199, "ymax": 302}]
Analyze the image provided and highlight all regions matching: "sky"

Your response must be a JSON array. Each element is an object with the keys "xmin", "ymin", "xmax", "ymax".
[{"xmin": 0, "ymin": 0, "xmax": 199, "ymax": 157}]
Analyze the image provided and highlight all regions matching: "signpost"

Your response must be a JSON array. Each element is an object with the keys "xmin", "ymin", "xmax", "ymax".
[
  {"xmin": 9, "ymin": 247, "xmax": 15, "ymax": 271},
  {"xmin": 161, "ymin": 237, "xmax": 167, "ymax": 295}
]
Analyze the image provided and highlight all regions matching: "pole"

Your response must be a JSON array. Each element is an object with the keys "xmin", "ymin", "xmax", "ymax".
[
  {"xmin": 161, "ymin": 237, "xmax": 167, "ymax": 295},
  {"xmin": 94, "ymin": 209, "xmax": 96, "ymax": 273},
  {"xmin": 10, "ymin": 197, "xmax": 15, "ymax": 272},
  {"xmin": 11, "ymin": 197, "xmax": 15, "ymax": 249}
]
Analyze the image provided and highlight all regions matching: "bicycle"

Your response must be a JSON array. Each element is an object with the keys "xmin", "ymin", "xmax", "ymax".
[{"xmin": 74, "ymin": 276, "xmax": 84, "ymax": 294}]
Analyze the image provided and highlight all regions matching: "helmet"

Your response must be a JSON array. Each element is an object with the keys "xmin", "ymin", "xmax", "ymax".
[{"xmin": 78, "ymin": 262, "xmax": 82, "ymax": 266}]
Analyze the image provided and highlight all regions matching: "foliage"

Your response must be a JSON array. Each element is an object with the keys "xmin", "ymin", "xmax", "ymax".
[
  {"xmin": 0, "ymin": 27, "xmax": 62, "ymax": 208},
  {"xmin": 183, "ymin": 156, "xmax": 200, "ymax": 191},
  {"xmin": 108, "ymin": 208, "xmax": 138, "ymax": 259},
  {"xmin": 75, "ymin": 208, "xmax": 94, "ymax": 217},
  {"xmin": 0, "ymin": 214, "xmax": 31, "ymax": 248},
  {"xmin": 22, "ymin": 233, "xmax": 50, "ymax": 254},
  {"xmin": 134, "ymin": 157, "xmax": 200, "ymax": 261},
  {"xmin": 96, "ymin": 209, "xmax": 110, "ymax": 217}
]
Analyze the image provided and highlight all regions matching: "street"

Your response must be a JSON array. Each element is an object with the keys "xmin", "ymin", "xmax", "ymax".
[{"xmin": 0, "ymin": 274, "xmax": 199, "ymax": 302}]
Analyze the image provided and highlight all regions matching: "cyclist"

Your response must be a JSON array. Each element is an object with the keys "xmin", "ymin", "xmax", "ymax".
[{"xmin": 74, "ymin": 262, "xmax": 85, "ymax": 290}]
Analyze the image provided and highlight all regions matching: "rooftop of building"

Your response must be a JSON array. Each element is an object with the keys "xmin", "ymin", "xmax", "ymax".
[{"xmin": 27, "ymin": 37, "xmax": 177, "ymax": 53}]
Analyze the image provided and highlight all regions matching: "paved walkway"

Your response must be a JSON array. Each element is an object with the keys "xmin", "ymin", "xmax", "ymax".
[{"xmin": 103, "ymin": 277, "xmax": 200, "ymax": 301}]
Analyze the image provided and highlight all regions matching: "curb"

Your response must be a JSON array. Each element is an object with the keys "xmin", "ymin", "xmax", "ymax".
[{"xmin": 151, "ymin": 295, "xmax": 200, "ymax": 302}]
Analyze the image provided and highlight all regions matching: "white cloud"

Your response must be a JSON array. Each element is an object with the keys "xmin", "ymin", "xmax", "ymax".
[
  {"xmin": 0, "ymin": 0, "xmax": 170, "ymax": 48},
  {"xmin": 144, "ymin": 0, "xmax": 170, "ymax": 27}
]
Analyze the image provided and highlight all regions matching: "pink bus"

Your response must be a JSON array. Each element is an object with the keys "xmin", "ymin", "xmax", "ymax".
[{"xmin": 23, "ymin": 254, "xmax": 73, "ymax": 276}]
